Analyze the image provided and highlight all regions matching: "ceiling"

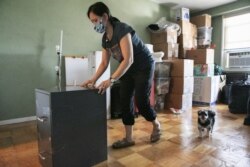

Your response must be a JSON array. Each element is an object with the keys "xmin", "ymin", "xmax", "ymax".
[{"xmin": 151, "ymin": 0, "xmax": 237, "ymax": 12}]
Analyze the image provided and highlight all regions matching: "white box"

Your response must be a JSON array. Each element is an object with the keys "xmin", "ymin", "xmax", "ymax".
[
  {"xmin": 176, "ymin": 8, "xmax": 190, "ymax": 21},
  {"xmin": 65, "ymin": 56, "xmax": 89, "ymax": 86},
  {"xmin": 193, "ymin": 76, "xmax": 220, "ymax": 104}
]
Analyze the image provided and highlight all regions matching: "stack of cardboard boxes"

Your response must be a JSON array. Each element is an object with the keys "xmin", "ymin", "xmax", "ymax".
[
  {"xmin": 149, "ymin": 29, "xmax": 175, "ymax": 111},
  {"xmin": 159, "ymin": 8, "xmax": 195, "ymax": 111},
  {"xmin": 177, "ymin": 8, "xmax": 197, "ymax": 59},
  {"xmin": 148, "ymin": 8, "xmax": 195, "ymax": 111},
  {"xmin": 186, "ymin": 14, "xmax": 220, "ymax": 105},
  {"xmin": 148, "ymin": 11, "xmax": 180, "ymax": 111},
  {"xmin": 186, "ymin": 48, "xmax": 220, "ymax": 105},
  {"xmin": 164, "ymin": 59, "xmax": 194, "ymax": 110},
  {"xmin": 147, "ymin": 9, "xmax": 219, "ymax": 110}
]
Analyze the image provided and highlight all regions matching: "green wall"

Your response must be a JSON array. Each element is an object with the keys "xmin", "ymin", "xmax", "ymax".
[
  {"xmin": 211, "ymin": 16, "xmax": 223, "ymax": 65},
  {"xmin": 0, "ymin": 0, "xmax": 170, "ymax": 121},
  {"xmin": 192, "ymin": 0, "xmax": 250, "ymax": 65}
]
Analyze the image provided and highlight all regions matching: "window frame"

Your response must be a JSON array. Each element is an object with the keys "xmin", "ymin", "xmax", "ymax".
[{"xmin": 222, "ymin": 10, "xmax": 250, "ymax": 72}]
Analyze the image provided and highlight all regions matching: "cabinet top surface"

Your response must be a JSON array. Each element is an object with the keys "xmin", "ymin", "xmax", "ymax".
[{"xmin": 35, "ymin": 86, "xmax": 98, "ymax": 94}]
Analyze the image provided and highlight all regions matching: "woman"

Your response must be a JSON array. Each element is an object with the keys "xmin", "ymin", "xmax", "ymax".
[{"xmin": 82, "ymin": 2, "xmax": 161, "ymax": 149}]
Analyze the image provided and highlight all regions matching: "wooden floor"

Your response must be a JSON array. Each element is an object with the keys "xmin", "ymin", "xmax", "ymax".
[{"xmin": 0, "ymin": 104, "xmax": 250, "ymax": 167}]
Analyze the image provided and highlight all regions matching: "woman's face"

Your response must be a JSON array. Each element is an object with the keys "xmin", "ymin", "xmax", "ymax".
[
  {"xmin": 89, "ymin": 12, "xmax": 108, "ymax": 33},
  {"xmin": 89, "ymin": 12, "xmax": 101, "ymax": 25}
]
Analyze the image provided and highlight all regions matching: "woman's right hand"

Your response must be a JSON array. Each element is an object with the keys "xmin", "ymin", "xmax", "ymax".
[{"xmin": 80, "ymin": 79, "xmax": 96, "ymax": 89}]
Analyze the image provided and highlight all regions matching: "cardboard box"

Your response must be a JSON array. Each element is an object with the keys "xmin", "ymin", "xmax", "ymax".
[
  {"xmin": 186, "ymin": 49, "xmax": 214, "ymax": 64},
  {"xmin": 179, "ymin": 45, "xmax": 196, "ymax": 59},
  {"xmin": 153, "ymin": 43, "xmax": 179, "ymax": 59},
  {"xmin": 178, "ymin": 35, "xmax": 197, "ymax": 49},
  {"xmin": 170, "ymin": 76, "xmax": 194, "ymax": 94},
  {"xmin": 193, "ymin": 76, "xmax": 220, "ymax": 104},
  {"xmin": 164, "ymin": 59, "xmax": 194, "ymax": 77},
  {"xmin": 194, "ymin": 64, "xmax": 214, "ymax": 76},
  {"xmin": 150, "ymin": 29, "xmax": 177, "ymax": 44},
  {"xmin": 176, "ymin": 7, "xmax": 190, "ymax": 21},
  {"xmin": 178, "ymin": 34, "xmax": 197, "ymax": 59},
  {"xmin": 177, "ymin": 21, "xmax": 197, "ymax": 37},
  {"xmin": 165, "ymin": 93, "xmax": 192, "ymax": 110},
  {"xmin": 191, "ymin": 14, "xmax": 211, "ymax": 27},
  {"xmin": 191, "ymin": 24, "xmax": 198, "ymax": 38},
  {"xmin": 178, "ymin": 20, "xmax": 191, "ymax": 35}
]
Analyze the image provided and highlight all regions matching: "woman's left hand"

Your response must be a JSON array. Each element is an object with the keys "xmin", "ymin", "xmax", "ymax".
[{"xmin": 97, "ymin": 79, "xmax": 112, "ymax": 94}]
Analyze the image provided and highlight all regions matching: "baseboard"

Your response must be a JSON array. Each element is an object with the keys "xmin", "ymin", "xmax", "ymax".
[{"xmin": 0, "ymin": 116, "xmax": 36, "ymax": 126}]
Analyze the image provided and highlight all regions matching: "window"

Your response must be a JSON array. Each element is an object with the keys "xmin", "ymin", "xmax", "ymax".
[
  {"xmin": 223, "ymin": 12, "xmax": 250, "ymax": 71},
  {"xmin": 224, "ymin": 12, "xmax": 250, "ymax": 50}
]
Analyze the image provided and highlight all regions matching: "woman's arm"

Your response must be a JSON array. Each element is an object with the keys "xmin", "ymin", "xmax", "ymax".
[
  {"xmin": 90, "ymin": 49, "xmax": 111, "ymax": 82},
  {"xmin": 81, "ymin": 49, "xmax": 110, "ymax": 87},
  {"xmin": 96, "ymin": 33, "xmax": 134, "ymax": 94},
  {"xmin": 111, "ymin": 33, "xmax": 134, "ymax": 80}
]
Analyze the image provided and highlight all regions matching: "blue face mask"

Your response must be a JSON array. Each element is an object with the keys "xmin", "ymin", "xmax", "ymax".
[{"xmin": 94, "ymin": 19, "xmax": 105, "ymax": 33}]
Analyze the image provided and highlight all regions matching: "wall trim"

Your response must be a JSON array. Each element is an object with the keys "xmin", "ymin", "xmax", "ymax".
[{"xmin": 0, "ymin": 116, "xmax": 36, "ymax": 126}]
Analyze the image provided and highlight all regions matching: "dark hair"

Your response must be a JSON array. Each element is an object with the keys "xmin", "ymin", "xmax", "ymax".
[{"xmin": 87, "ymin": 2, "xmax": 120, "ymax": 24}]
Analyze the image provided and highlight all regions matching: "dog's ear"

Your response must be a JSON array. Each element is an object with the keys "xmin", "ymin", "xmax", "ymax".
[
  {"xmin": 198, "ymin": 110, "xmax": 202, "ymax": 115},
  {"xmin": 208, "ymin": 110, "xmax": 215, "ymax": 117}
]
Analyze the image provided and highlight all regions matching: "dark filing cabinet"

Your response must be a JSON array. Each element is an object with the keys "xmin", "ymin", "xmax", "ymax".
[{"xmin": 35, "ymin": 87, "xmax": 107, "ymax": 167}]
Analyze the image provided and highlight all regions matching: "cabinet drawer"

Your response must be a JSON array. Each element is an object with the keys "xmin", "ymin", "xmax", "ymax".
[
  {"xmin": 39, "ymin": 151, "xmax": 52, "ymax": 167},
  {"xmin": 36, "ymin": 92, "xmax": 52, "ymax": 153}
]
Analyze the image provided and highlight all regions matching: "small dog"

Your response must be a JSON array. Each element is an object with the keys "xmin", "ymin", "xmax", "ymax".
[{"xmin": 198, "ymin": 109, "xmax": 216, "ymax": 138}]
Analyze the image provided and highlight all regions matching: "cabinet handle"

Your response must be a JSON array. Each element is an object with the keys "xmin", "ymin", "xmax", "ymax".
[
  {"xmin": 37, "ymin": 116, "xmax": 48, "ymax": 123},
  {"xmin": 39, "ymin": 152, "xmax": 46, "ymax": 160}
]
